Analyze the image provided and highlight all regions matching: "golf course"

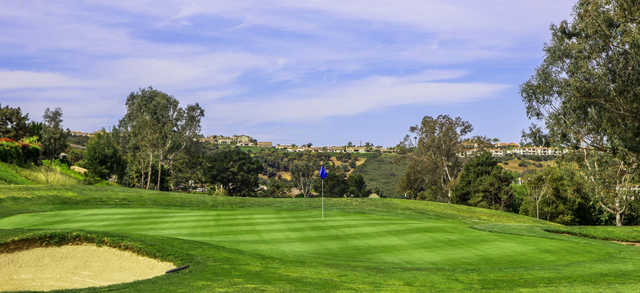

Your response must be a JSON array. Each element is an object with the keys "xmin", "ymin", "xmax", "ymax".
[{"xmin": 2, "ymin": 185, "xmax": 640, "ymax": 292}]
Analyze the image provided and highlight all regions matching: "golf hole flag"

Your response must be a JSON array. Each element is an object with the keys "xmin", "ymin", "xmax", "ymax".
[
  {"xmin": 320, "ymin": 165, "xmax": 328, "ymax": 179},
  {"xmin": 320, "ymin": 165, "xmax": 327, "ymax": 219}
]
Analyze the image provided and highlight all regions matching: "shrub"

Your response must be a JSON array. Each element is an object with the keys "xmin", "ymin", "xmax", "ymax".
[
  {"xmin": 21, "ymin": 143, "xmax": 41, "ymax": 165},
  {"xmin": 0, "ymin": 141, "xmax": 21, "ymax": 163},
  {"xmin": 0, "ymin": 138, "xmax": 41, "ymax": 165}
]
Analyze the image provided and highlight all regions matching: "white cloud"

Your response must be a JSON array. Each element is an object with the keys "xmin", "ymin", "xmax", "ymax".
[
  {"xmin": 0, "ymin": 71, "xmax": 89, "ymax": 90},
  {"xmin": 211, "ymin": 71, "xmax": 509, "ymax": 124}
]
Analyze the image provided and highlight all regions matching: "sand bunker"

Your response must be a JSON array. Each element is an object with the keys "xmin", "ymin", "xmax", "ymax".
[{"xmin": 0, "ymin": 244, "xmax": 175, "ymax": 292}]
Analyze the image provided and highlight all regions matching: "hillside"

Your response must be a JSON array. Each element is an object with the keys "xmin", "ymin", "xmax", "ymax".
[
  {"xmin": 498, "ymin": 158, "xmax": 555, "ymax": 175},
  {"xmin": 353, "ymin": 153, "xmax": 409, "ymax": 196}
]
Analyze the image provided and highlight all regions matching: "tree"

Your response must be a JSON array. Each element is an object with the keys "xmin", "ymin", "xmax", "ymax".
[
  {"xmin": 170, "ymin": 140, "xmax": 207, "ymax": 192},
  {"xmin": 41, "ymin": 107, "xmax": 69, "ymax": 161},
  {"xmin": 453, "ymin": 151, "xmax": 514, "ymax": 211},
  {"xmin": 262, "ymin": 178, "xmax": 292, "ymax": 197},
  {"xmin": 291, "ymin": 158, "xmax": 317, "ymax": 197},
  {"xmin": 84, "ymin": 129, "xmax": 125, "ymax": 181},
  {"xmin": 521, "ymin": 0, "xmax": 640, "ymax": 225},
  {"xmin": 520, "ymin": 124, "xmax": 550, "ymax": 147},
  {"xmin": 347, "ymin": 141, "xmax": 354, "ymax": 147},
  {"xmin": 581, "ymin": 151, "xmax": 637, "ymax": 226},
  {"xmin": 118, "ymin": 87, "xmax": 204, "ymax": 190},
  {"xmin": 400, "ymin": 114, "xmax": 473, "ymax": 202},
  {"xmin": 0, "ymin": 104, "xmax": 30, "ymax": 140},
  {"xmin": 523, "ymin": 168, "xmax": 551, "ymax": 220},
  {"xmin": 206, "ymin": 148, "xmax": 263, "ymax": 196},
  {"xmin": 347, "ymin": 174, "xmax": 369, "ymax": 197},
  {"xmin": 521, "ymin": 164, "xmax": 597, "ymax": 225}
]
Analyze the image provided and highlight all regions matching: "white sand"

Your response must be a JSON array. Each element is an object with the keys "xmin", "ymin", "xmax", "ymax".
[{"xmin": 0, "ymin": 244, "xmax": 175, "ymax": 291}]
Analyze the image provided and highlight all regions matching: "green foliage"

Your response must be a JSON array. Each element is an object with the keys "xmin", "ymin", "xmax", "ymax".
[
  {"xmin": 289, "ymin": 154, "xmax": 320, "ymax": 197},
  {"xmin": 520, "ymin": 164, "xmax": 598, "ymax": 225},
  {"xmin": 400, "ymin": 114, "xmax": 472, "ymax": 202},
  {"xmin": 521, "ymin": 0, "xmax": 640, "ymax": 161},
  {"xmin": 206, "ymin": 148, "xmax": 263, "ymax": 196},
  {"xmin": 260, "ymin": 178, "xmax": 292, "ymax": 198},
  {"xmin": 0, "ymin": 139, "xmax": 41, "ymax": 165},
  {"xmin": 346, "ymin": 173, "xmax": 369, "ymax": 197},
  {"xmin": 520, "ymin": 123, "xmax": 551, "ymax": 147},
  {"xmin": 65, "ymin": 148, "xmax": 84, "ymax": 165},
  {"xmin": 453, "ymin": 152, "xmax": 515, "ymax": 211},
  {"xmin": 352, "ymin": 154, "xmax": 408, "ymax": 197},
  {"xmin": 84, "ymin": 130, "xmax": 125, "ymax": 181},
  {"xmin": 118, "ymin": 87, "xmax": 205, "ymax": 190},
  {"xmin": 41, "ymin": 107, "xmax": 70, "ymax": 161},
  {"xmin": 521, "ymin": 0, "xmax": 640, "ymax": 226},
  {"xmin": 0, "ymin": 104, "xmax": 30, "ymax": 140}
]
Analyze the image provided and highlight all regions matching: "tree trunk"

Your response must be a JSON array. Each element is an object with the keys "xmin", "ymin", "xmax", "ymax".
[
  {"xmin": 157, "ymin": 151, "xmax": 163, "ymax": 191},
  {"xmin": 616, "ymin": 212, "xmax": 623, "ymax": 226},
  {"xmin": 139, "ymin": 159, "xmax": 145, "ymax": 188},
  {"xmin": 535, "ymin": 198, "xmax": 540, "ymax": 220},
  {"xmin": 146, "ymin": 152, "xmax": 153, "ymax": 190},
  {"xmin": 615, "ymin": 197, "xmax": 623, "ymax": 226}
]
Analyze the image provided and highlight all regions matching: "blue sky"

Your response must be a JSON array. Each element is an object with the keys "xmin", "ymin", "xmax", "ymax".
[{"xmin": 0, "ymin": 0, "xmax": 576, "ymax": 146}]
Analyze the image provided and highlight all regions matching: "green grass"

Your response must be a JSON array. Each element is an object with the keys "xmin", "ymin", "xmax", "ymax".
[
  {"xmin": 0, "ymin": 162, "xmax": 32, "ymax": 185},
  {"xmin": 1, "ymin": 185, "xmax": 640, "ymax": 292},
  {"xmin": 8, "ymin": 161, "xmax": 82, "ymax": 185},
  {"xmin": 353, "ymin": 154, "xmax": 409, "ymax": 196},
  {"xmin": 544, "ymin": 225, "xmax": 640, "ymax": 242}
]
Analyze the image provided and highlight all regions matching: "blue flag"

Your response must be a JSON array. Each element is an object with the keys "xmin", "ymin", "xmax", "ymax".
[{"xmin": 320, "ymin": 165, "xmax": 328, "ymax": 179}]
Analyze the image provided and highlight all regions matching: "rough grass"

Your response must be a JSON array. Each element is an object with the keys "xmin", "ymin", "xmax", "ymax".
[
  {"xmin": 545, "ymin": 225, "xmax": 640, "ymax": 242},
  {"xmin": 1, "ymin": 185, "xmax": 640, "ymax": 292},
  {"xmin": 0, "ymin": 161, "xmax": 84, "ymax": 186},
  {"xmin": 0, "ymin": 162, "xmax": 32, "ymax": 185}
]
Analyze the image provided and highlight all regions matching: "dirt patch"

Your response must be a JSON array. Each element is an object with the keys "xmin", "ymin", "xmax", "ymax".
[
  {"xmin": 547, "ymin": 230, "xmax": 640, "ymax": 247},
  {"xmin": 0, "ymin": 243, "xmax": 175, "ymax": 292},
  {"xmin": 612, "ymin": 241, "xmax": 640, "ymax": 247},
  {"xmin": 276, "ymin": 171, "xmax": 292, "ymax": 180}
]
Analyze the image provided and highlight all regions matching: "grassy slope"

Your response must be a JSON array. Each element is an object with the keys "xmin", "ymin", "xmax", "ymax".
[
  {"xmin": 1, "ymin": 185, "xmax": 640, "ymax": 292},
  {"xmin": 0, "ymin": 161, "xmax": 82, "ymax": 186},
  {"xmin": 353, "ymin": 154, "xmax": 409, "ymax": 196},
  {"xmin": 0, "ymin": 162, "xmax": 32, "ymax": 185}
]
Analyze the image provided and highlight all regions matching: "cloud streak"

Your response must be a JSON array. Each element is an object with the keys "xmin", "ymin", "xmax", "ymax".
[{"xmin": 211, "ymin": 71, "xmax": 509, "ymax": 124}]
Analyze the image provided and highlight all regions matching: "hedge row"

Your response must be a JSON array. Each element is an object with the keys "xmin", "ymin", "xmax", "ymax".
[{"xmin": 0, "ymin": 138, "xmax": 41, "ymax": 165}]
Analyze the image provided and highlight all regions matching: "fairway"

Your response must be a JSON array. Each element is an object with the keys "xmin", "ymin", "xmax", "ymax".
[
  {"xmin": 0, "ymin": 208, "xmax": 614, "ymax": 267},
  {"xmin": 1, "ymin": 186, "xmax": 640, "ymax": 292}
]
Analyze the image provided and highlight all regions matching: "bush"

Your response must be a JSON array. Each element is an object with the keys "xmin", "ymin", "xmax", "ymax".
[
  {"xmin": 21, "ymin": 144, "xmax": 41, "ymax": 165},
  {"xmin": 0, "ymin": 138, "xmax": 40, "ymax": 165},
  {"xmin": 0, "ymin": 141, "xmax": 20, "ymax": 163}
]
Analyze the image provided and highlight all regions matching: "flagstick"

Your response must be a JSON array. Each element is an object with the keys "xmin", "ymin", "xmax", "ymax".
[{"xmin": 321, "ymin": 179, "xmax": 324, "ymax": 219}]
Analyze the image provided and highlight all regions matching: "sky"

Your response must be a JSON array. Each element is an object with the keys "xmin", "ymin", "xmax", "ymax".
[{"xmin": 0, "ymin": 0, "xmax": 577, "ymax": 146}]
